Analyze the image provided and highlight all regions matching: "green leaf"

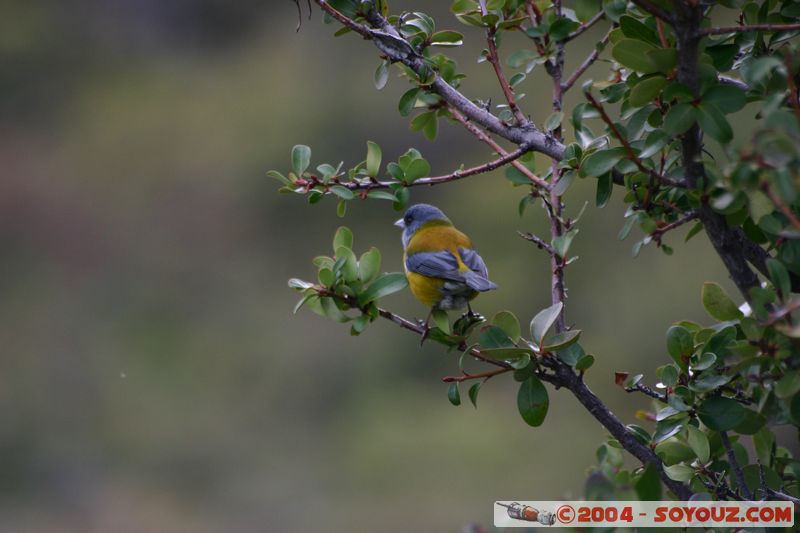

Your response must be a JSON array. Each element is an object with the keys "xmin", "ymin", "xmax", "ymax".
[
  {"xmin": 543, "ymin": 329, "xmax": 582, "ymax": 352},
  {"xmin": 266, "ymin": 170, "xmax": 290, "ymax": 185},
  {"xmin": 766, "ymin": 258, "xmax": 791, "ymax": 299},
  {"xmin": 333, "ymin": 226, "xmax": 353, "ymax": 251},
  {"xmin": 330, "ymin": 185, "xmax": 355, "ymax": 200},
  {"xmin": 334, "ymin": 246, "xmax": 358, "ymax": 282},
  {"xmin": 629, "ymin": 75, "xmax": 666, "ymax": 107},
  {"xmin": 480, "ymin": 348, "xmax": 532, "ymax": 368},
  {"xmin": 703, "ymin": 84, "xmax": 746, "ymax": 114},
  {"xmin": 581, "ymin": 147, "xmax": 626, "ymax": 177},
  {"xmin": 358, "ymin": 272, "xmax": 408, "ymax": 305},
  {"xmin": 366, "ymin": 141, "xmax": 382, "ymax": 178},
  {"xmin": 697, "ymin": 395, "xmax": 746, "ymax": 431},
  {"xmin": 691, "ymin": 352, "xmax": 717, "ymax": 372},
  {"xmin": 619, "ymin": 15, "xmax": 660, "ymax": 45},
  {"xmin": 398, "ymin": 89, "xmax": 420, "ymax": 118},
  {"xmin": 517, "ymin": 376, "xmax": 549, "ymax": 427},
  {"xmin": 288, "ymin": 278, "xmax": 314, "ymax": 290},
  {"xmin": 367, "ymin": 190, "xmax": 398, "ymax": 201},
  {"xmin": 663, "ymin": 463, "xmax": 695, "ymax": 482},
  {"xmin": 530, "ymin": 302, "xmax": 563, "ymax": 345},
  {"xmin": 647, "ymin": 49, "xmax": 677, "ymax": 73},
  {"xmin": 552, "ymin": 228, "xmax": 578, "ymax": 258},
  {"xmin": 702, "ymin": 281, "xmax": 743, "ymax": 321},
  {"xmin": 696, "ymin": 103, "xmax": 733, "ymax": 143},
  {"xmin": 293, "ymin": 292, "xmax": 317, "ymax": 314},
  {"xmin": 291, "ymin": 145, "xmax": 311, "ymax": 176},
  {"xmin": 635, "ymin": 464, "xmax": 663, "ymax": 500},
  {"xmin": 358, "ymin": 247, "xmax": 381, "ymax": 283},
  {"xmin": 432, "ymin": 308, "xmax": 450, "ymax": 333},
  {"xmin": 491, "ymin": 310, "xmax": 521, "ymax": 341},
  {"xmin": 320, "ymin": 296, "xmax": 350, "ymax": 323},
  {"xmin": 374, "ymin": 60, "xmax": 389, "ymax": 90},
  {"xmin": 663, "ymin": 103, "xmax": 697, "ymax": 136},
  {"xmin": 575, "ymin": 353, "xmax": 595, "ymax": 371},
  {"xmin": 775, "ymin": 370, "xmax": 800, "ymax": 399},
  {"xmin": 544, "ymin": 111, "xmax": 564, "ymax": 132},
  {"xmin": 686, "ymin": 425, "xmax": 710, "ymax": 463},
  {"xmin": 611, "ymin": 39, "xmax": 658, "ymax": 73},
  {"xmin": 468, "ymin": 382, "xmax": 481, "ymax": 408},
  {"xmin": 404, "ymin": 158, "xmax": 431, "ymax": 183},
  {"xmin": 430, "ymin": 30, "xmax": 464, "ymax": 46},
  {"xmin": 478, "ymin": 325, "xmax": 515, "ymax": 349},
  {"xmin": 447, "ymin": 383, "xmax": 461, "ymax": 406},
  {"xmin": 595, "ymin": 172, "xmax": 613, "ymax": 208},
  {"xmin": 666, "ymin": 325, "xmax": 693, "ymax": 371}
]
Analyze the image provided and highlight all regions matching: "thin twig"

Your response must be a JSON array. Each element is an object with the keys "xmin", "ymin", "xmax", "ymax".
[
  {"xmin": 585, "ymin": 90, "xmax": 684, "ymax": 188},
  {"xmin": 518, "ymin": 231, "xmax": 556, "ymax": 255},
  {"xmin": 562, "ymin": 27, "xmax": 613, "ymax": 92},
  {"xmin": 650, "ymin": 210, "xmax": 700, "ymax": 242},
  {"xmin": 448, "ymin": 106, "xmax": 551, "ymax": 190},
  {"xmin": 564, "ymin": 11, "xmax": 605, "ymax": 42},
  {"xmin": 624, "ymin": 382, "xmax": 667, "ymax": 403},
  {"xmin": 761, "ymin": 182, "xmax": 800, "ymax": 231},
  {"xmin": 699, "ymin": 23, "xmax": 800, "ymax": 36},
  {"xmin": 442, "ymin": 367, "xmax": 512, "ymax": 382},
  {"xmin": 720, "ymin": 431, "xmax": 754, "ymax": 500},
  {"xmin": 326, "ymin": 143, "xmax": 534, "ymax": 192},
  {"xmin": 478, "ymin": 0, "xmax": 528, "ymax": 124},
  {"xmin": 631, "ymin": 0, "xmax": 673, "ymax": 23}
]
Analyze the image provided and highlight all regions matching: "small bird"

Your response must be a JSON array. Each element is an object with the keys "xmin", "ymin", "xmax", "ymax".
[{"xmin": 395, "ymin": 204, "xmax": 497, "ymax": 337}]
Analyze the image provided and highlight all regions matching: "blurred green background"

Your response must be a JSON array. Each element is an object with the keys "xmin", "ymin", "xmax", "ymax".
[{"xmin": 1, "ymin": 1, "xmax": 738, "ymax": 531}]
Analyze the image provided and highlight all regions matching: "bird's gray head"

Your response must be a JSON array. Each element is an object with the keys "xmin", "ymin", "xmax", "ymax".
[{"xmin": 394, "ymin": 203, "xmax": 451, "ymax": 248}]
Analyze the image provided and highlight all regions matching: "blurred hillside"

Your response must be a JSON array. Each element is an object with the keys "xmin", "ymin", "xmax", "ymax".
[{"xmin": 0, "ymin": 1, "xmax": 738, "ymax": 531}]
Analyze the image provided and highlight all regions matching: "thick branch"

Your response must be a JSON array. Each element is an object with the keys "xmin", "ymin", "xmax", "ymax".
[{"xmin": 699, "ymin": 23, "xmax": 800, "ymax": 36}]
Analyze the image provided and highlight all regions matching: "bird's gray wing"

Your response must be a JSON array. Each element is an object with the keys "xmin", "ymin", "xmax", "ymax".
[
  {"xmin": 459, "ymin": 247, "xmax": 490, "ymax": 278},
  {"xmin": 405, "ymin": 251, "xmax": 463, "ymax": 281}
]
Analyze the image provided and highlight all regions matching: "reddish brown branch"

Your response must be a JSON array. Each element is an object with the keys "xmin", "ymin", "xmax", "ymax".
[
  {"xmin": 562, "ymin": 27, "xmax": 613, "ymax": 92},
  {"xmin": 564, "ymin": 11, "xmax": 605, "ymax": 42},
  {"xmin": 650, "ymin": 210, "xmax": 700, "ymax": 242},
  {"xmin": 478, "ymin": 0, "xmax": 528, "ymax": 124},
  {"xmin": 585, "ymin": 90, "xmax": 684, "ymax": 188},
  {"xmin": 761, "ymin": 182, "xmax": 800, "ymax": 232},
  {"xmin": 448, "ymin": 106, "xmax": 551, "ymax": 190},
  {"xmin": 442, "ymin": 368, "xmax": 512, "ymax": 382}
]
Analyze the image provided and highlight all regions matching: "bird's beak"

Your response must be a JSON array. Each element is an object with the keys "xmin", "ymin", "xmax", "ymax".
[{"xmin": 394, "ymin": 218, "xmax": 405, "ymax": 229}]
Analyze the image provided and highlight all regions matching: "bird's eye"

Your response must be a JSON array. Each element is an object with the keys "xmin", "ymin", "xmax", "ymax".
[{"xmin": 404, "ymin": 215, "xmax": 412, "ymax": 224}]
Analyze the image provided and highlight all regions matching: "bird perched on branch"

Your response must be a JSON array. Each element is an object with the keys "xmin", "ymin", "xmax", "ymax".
[{"xmin": 395, "ymin": 204, "xmax": 497, "ymax": 339}]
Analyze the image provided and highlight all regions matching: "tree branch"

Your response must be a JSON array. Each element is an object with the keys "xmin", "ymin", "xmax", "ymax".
[
  {"xmin": 518, "ymin": 231, "xmax": 556, "ymax": 256},
  {"xmin": 478, "ymin": 0, "xmax": 528, "ymax": 124},
  {"xmin": 625, "ymin": 382, "xmax": 667, "ymax": 403},
  {"xmin": 448, "ymin": 106, "xmax": 551, "ymax": 190},
  {"xmin": 314, "ymin": 0, "xmax": 566, "ymax": 161},
  {"xmin": 699, "ymin": 23, "xmax": 800, "ymax": 36},
  {"xmin": 631, "ymin": 0, "xmax": 673, "ymax": 23},
  {"xmin": 585, "ymin": 90, "xmax": 684, "ymax": 188},
  {"xmin": 562, "ymin": 27, "xmax": 613, "ymax": 93},
  {"xmin": 720, "ymin": 431, "xmax": 754, "ymax": 500},
  {"xmin": 442, "ymin": 367, "xmax": 512, "ymax": 382},
  {"xmin": 564, "ymin": 11, "xmax": 605, "ymax": 42}
]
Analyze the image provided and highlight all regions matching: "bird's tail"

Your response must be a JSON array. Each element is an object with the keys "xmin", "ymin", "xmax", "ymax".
[{"xmin": 463, "ymin": 271, "xmax": 498, "ymax": 292}]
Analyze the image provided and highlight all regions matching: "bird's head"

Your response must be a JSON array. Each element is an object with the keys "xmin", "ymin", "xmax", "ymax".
[{"xmin": 395, "ymin": 203, "xmax": 451, "ymax": 248}]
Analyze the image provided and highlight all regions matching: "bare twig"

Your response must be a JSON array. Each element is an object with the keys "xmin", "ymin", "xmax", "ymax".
[
  {"xmin": 562, "ymin": 27, "xmax": 613, "ymax": 92},
  {"xmin": 720, "ymin": 431, "xmax": 754, "ymax": 500},
  {"xmin": 448, "ymin": 106, "xmax": 551, "ymax": 190},
  {"xmin": 478, "ymin": 0, "xmax": 528, "ymax": 124},
  {"xmin": 699, "ymin": 23, "xmax": 800, "ymax": 36},
  {"xmin": 518, "ymin": 231, "xmax": 556, "ymax": 255},
  {"xmin": 442, "ymin": 368, "xmax": 512, "ymax": 382},
  {"xmin": 624, "ymin": 382, "xmax": 667, "ymax": 403},
  {"xmin": 564, "ymin": 11, "xmax": 605, "ymax": 42}
]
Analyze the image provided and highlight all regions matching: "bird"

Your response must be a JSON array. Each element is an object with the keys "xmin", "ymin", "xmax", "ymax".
[{"xmin": 395, "ymin": 203, "xmax": 497, "ymax": 340}]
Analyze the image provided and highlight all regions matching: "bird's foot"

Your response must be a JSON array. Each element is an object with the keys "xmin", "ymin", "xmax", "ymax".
[{"xmin": 418, "ymin": 319, "xmax": 431, "ymax": 346}]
